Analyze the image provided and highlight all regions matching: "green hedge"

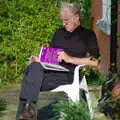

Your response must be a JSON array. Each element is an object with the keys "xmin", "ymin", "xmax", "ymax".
[
  {"xmin": 0, "ymin": 0, "xmax": 61, "ymax": 84},
  {"xmin": 0, "ymin": 0, "xmax": 92, "ymax": 84}
]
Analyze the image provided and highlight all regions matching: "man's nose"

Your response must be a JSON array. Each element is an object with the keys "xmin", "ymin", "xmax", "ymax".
[{"xmin": 63, "ymin": 22, "xmax": 68, "ymax": 26}]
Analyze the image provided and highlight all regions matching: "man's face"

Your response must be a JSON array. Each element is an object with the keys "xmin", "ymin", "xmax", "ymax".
[{"xmin": 60, "ymin": 11, "xmax": 80, "ymax": 32}]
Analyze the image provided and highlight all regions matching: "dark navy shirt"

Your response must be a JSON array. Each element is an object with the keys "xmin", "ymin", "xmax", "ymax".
[{"xmin": 50, "ymin": 26, "xmax": 100, "ymax": 71}]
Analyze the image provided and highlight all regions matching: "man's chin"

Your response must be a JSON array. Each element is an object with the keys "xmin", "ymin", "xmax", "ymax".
[{"xmin": 66, "ymin": 28, "xmax": 74, "ymax": 32}]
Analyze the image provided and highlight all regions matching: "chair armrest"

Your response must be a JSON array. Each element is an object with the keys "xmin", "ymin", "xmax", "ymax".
[{"xmin": 73, "ymin": 65, "xmax": 85, "ymax": 85}]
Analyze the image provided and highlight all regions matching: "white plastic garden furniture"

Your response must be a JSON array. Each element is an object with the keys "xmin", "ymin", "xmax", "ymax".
[{"xmin": 51, "ymin": 65, "xmax": 93, "ymax": 119}]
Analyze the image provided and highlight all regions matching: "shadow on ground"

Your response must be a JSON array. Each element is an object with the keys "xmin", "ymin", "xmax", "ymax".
[{"xmin": 37, "ymin": 101, "xmax": 58, "ymax": 120}]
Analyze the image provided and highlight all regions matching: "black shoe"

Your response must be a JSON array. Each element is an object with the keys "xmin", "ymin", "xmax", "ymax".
[{"xmin": 17, "ymin": 103, "xmax": 37, "ymax": 120}]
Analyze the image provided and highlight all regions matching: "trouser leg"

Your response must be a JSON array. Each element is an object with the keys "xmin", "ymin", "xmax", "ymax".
[
  {"xmin": 16, "ymin": 62, "xmax": 74, "ymax": 119},
  {"xmin": 20, "ymin": 62, "xmax": 44, "ymax": 102},
  {"xmin": 40, "ymin": 71, "xmax": 73, "ymax": 91},
  {"xmin": 16, "ymin": 62, "xmax": 44, "ymax": 118}
]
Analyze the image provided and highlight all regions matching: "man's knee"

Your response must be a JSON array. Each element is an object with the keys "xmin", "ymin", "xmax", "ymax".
[
  {"xmin": 28, "ymin": 62, "xmax": 43, "ymax": 70},
  {"xmin": 23, "ymin": 62, "xmax": 44, "ymax": 82},
  {"xmin": 24, "ymin": 62, "xmax": 43, "ymax": 75}
]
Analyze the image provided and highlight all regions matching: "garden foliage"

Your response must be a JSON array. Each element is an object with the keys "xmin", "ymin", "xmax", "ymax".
[
  {"xmin": 50, "ymin": 100, "xmax": 91, "ymax": 120},
  {"xmin": 0, "ymin": 0, "xmax": 92, "ymax": 84},
  {"xmin": 80, "ymin": 66, "xmax": 106, "ymax": 85},
  {"xmin": 0, "ymin": 0, "xmax": 61, "ymax": 83}
]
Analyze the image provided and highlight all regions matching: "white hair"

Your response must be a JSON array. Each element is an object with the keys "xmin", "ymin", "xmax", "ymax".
[{"xmin": 60, "ymin": 2, "xmax": 80, "ymax": 16}]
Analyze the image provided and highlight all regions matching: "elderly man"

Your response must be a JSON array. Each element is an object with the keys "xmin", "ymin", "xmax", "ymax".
[{"xmin": 16, "ymin": 2, "xmax": 100, "ymax": 120}]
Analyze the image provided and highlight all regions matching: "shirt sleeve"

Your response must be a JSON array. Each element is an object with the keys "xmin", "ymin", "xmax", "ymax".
[{"xmin": 87, "ymin": 31, "xmax": 100, "ymax": 59}]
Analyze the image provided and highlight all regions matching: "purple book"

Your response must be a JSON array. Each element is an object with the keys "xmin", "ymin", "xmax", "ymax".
[
  {"xmin": 39, "ymin": 46, "xmax": 69, "ymax": 71},
  {"xmin": 39, "ymin": 46, "xmax": 63, "ymax": 64}
]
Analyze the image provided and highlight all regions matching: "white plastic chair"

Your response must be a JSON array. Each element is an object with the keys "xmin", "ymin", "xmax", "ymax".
[{"xmin": 51, "ymin": 65, "xmax": 93, "ymax": 119}]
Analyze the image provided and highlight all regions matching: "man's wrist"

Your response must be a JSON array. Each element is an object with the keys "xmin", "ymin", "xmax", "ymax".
[{"xmin": 68, "ymin": 56, "xmax": 74, "ymax": 64}]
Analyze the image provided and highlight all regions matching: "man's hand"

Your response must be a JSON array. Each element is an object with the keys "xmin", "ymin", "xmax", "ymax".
[
  {"xmin": 57, "ymin": 51, "xmax": 72, "ymax": 63},
  {"xmin": 57, "ymin": 51, "xmax": 99, "ymax": 67},
  {"xmin": 28, "ymin": 56, "xmax": 39, "ymax": 64}
]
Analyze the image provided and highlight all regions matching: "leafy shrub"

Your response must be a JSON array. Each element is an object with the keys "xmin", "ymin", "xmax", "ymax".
[
  {"xmin": 80, "ymin": 0, "xmax": 92, "ymax": 29},
  {"xmin": 0, "ymin": 79, "xmax": 6, "ymax": 88},
  {"xmin": 80, "ymin": 67, "xmax": 106, "ymax": 85},
  {"xmin": 50, "ymin": 100, "xmax": 91, "ymax": 120},
  {"xmin": 0, "ymin": 0, "xmax": 61, "ymax": 83}
]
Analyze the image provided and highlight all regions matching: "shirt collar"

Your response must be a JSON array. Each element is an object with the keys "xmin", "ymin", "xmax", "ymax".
[{"xmin": 64, "ymin": 25, "xmax": 82, "ymax": 33}]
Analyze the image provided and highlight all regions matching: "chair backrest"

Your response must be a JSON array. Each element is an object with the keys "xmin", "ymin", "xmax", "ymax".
[
  {"xmin": 51, "ymin": 65, "xmax": 93, "ymax": 119},
  {"xmin": 73, "ymin": 66, "xmax": 93, "ymax": 119},
  {"xmin": 73, "ymin": 65, "xmax": 85, "ymax": 86},
  {"xmin": 80, "ymin": 75, "xmax": 93, "ymax": 119},
  {"xmin": 79, "ymin": 75, "xmax": 89, "ymax": 92}
]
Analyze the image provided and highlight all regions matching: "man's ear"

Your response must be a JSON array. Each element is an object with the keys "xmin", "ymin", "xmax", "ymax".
[{"xmin": 75, "ymin": 14, "xmax": 80, "ymax": 20}]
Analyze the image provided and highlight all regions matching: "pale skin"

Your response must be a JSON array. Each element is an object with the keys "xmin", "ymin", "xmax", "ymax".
[
  {"xmin": 29, "ymin": 10, "xmax": 99, "ymax": 67},
  {"xmin": 57, "ymin": 51, "xmax": 99, "ymax": 67}
]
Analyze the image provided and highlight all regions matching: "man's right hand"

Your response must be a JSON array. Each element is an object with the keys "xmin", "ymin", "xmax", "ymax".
[{"xmin": 28, "ymin": 56, "xmax": 39, "ymax": 64}]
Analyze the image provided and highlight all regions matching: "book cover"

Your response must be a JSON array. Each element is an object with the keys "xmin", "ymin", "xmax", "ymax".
[
  {"xmin": 39, "ymin": 46, "xmax": 69, "ymax": 71},
  {"xmin": 39, "ymin": 46, "xmax": 63, "ymax": 64}
]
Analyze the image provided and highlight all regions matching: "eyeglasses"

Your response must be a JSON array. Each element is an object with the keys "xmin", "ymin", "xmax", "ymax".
[
  {"xmin": 61, "ymin": 18, "xmax": 74, "ymax": 25},
  {"xmin": 61, "ymin": 14, "xmax": 78, "ymax": 25}
]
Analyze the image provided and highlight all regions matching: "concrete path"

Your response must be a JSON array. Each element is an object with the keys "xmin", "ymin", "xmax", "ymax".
[{"xmin": 0, "ymin": 84, "xmax": 107, "ymax": 120}]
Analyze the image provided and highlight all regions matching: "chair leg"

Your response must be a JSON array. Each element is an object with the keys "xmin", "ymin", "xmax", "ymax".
[{"xmin": 85, "ymin": 92, "xmax": 93, "ymax": 119}]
